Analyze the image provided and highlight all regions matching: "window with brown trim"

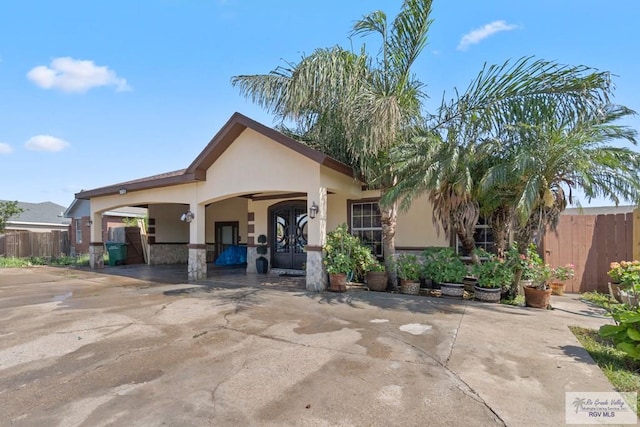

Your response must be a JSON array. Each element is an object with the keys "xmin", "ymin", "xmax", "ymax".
[
  {"xmin": 456, "ymin": 217, "xmax": 495, "ymax": 255},
  {"xmin": 350, "ymin": 201, "xmax": 383, "ymax": 257}
]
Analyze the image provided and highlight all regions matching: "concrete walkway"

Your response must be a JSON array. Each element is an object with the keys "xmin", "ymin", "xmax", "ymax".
[{"xmin": 0, "ymin": 265, "xmax": 624, "ymax": 426}]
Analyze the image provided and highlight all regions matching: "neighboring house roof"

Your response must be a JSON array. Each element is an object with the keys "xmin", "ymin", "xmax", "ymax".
[
  {"xmin": 2, "ymin": 201, "xmax": 71, "ymax": 226},
  {"xmin": 64, "ymin": 198, "xmax": 147, "ymax": 218},
  {"xmin": 76, "ymin": 112, "xmax": 354, "ymax": 199}
]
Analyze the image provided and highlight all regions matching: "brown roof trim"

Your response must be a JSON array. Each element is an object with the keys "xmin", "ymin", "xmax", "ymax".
[
  {"xmin": 186, "ymin": 112, "xmax": 354, "ymax": 177},
  {"xmin": 76, "ymin": 170, "xmax": 202, "ymax": 199}
]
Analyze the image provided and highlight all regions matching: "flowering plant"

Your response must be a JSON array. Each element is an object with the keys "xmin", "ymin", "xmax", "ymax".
[
  {"xmin": 608, "ymin": 261, "xmax": 640, "ymax": 290},
  {"xmin": 507, "ymin": 244, "xmax": 542, "ymax": 280},
  {"xmin": 552, "ymin": 264, "xmax": 575, "ymax": 281}
]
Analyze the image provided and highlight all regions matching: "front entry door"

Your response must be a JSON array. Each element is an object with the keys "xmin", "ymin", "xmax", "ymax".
[{"xmin": 270, "ymin": 201, "xmax": 308, "ymax": 269}]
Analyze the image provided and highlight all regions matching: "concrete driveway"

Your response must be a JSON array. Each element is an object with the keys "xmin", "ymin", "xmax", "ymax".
[{"xmin": 0, "ymin": 266, "xmax": 618, "ymax": 426}]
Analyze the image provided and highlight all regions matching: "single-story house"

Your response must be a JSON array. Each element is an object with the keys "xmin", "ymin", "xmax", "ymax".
[
  {"xmin": 63, "ymin": 199, "xmax": 147, "ymax": 255},
  {"xmin": 2, "ymin": 201, "xmax": 70, "ymax": 232},
  {"xmin": 76, "ymin": 113, "xmax": 454, "ymax": 291}
]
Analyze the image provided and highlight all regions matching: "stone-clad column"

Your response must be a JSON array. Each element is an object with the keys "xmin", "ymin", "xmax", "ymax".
[
  {"xmin": 305, "ymin": 187, "xmax": 327, "ymax": 291},
  {"xmin": 188, "ymin": 244, "xmax": 207, "ymax": 281},
  {"xmin": 187, "ymin": 201, "xmax": 207, "ymax": 281},
  {"xmin": 89, "ymin": 242, "xmax": 104, "ymax": 269}
]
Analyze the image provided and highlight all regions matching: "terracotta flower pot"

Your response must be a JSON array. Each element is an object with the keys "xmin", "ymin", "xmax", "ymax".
[
  {"xmin": 550, "ymin": 282, "xmax": 565, "ymax": 296},
  {"xmin": 329, "ymin": 273, "xmax": 347, "ymax": 292},
  {"xmin": 524, "ymin": 286, "xmax": 552, "ymax": 309},
  {"xmin": 366, "ymin": 271, "xmax": 388, "ymax": 292}
]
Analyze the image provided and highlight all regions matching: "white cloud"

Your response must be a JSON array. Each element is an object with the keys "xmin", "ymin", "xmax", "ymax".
[
  {"xmin": 27, "ymin": 57, "xmax": 131, "ymax": 93},
  {"xmin": 457, "ymin": 20, "xmax": 519, "ymax": 51},
  {"xmin": 25, "ymin": 135, "xmax": 70, "ymax": 152},
  {"xmin": 0, "ymin": 142, "xmax": 12, "ymax": 154}
]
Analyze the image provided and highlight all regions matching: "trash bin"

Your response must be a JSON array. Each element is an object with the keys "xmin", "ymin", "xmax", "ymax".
[{"xmin": 106, "ymin": 242, "xmax": 127, "ymax": 266}]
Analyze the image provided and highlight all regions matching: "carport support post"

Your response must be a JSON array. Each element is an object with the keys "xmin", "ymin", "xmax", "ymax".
[
  {"xmin": 89, "ymin": 243, "xmax": 104, "ymax": 269},
  {"xmin": 305, "ymin": 187, "xmax": 328, "ymax": 291},
  {"xmin": 89, "ymin": 211, "xmax": 104, "ymax": 269},
  {"xmin": 187, "ymin": 203, "xmax": 207, "ymax": 281}
]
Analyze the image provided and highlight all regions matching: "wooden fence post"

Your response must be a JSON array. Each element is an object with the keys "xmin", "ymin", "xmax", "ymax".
[{"xmin": 633, "ymin": 208, "xmax": 640, "ymax": 261}]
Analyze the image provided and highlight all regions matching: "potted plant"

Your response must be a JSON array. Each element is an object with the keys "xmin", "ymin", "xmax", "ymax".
[
  {"xmin": 256, "ymin": 234, "xmax": 268, "ymax": 274},
  {"xmin": 550, "ymin": 263, "xmax": 575, "ymax": 295},
  {"xmin": 395, "ymin": 253, "xmax": 421, "ymax": 295},
  {"xmin": 523, "ymin": 262, "xmax": 553, "ymax": 309},
  {"xmin": 608, "ymin": 261, "xmax": 640, "ymax": 307},
  {"xmin": 422, "ymin": 247, "xmax": 444, "ymax": 289},
  {"xmin": 472, "ymin": 251, "xmax": 514, "ymax": 303},
  {"xmin": 430, "ymin": 248, "xmax": 467, "ymax": 298},
  {"xmin": 507, "ymin": 244, "xmax": 538, "ymax": 295},
  {"xmin": 365, "ymin": 259, "xmax": 387, "ymax": 292},
  {"xmin": 323, "ymin": 224, "xmax": 358, "ymax": 292}
]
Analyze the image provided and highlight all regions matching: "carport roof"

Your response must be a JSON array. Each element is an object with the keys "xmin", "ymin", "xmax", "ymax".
[{"xmin": 76, "ymin": 112, "xmax": 354, "ymax": 199}]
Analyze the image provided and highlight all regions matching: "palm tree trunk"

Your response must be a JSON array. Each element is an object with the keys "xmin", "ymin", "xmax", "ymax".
[
  {"xmin": 380, "ymin": 195, "xmax": 398, "ymax": 290},
  {"xmin": 489, "ymin": 206, "xmax": 513, "ymax": 258}
]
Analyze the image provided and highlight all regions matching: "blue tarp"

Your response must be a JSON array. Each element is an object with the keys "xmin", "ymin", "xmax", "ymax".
[{"xmin": 214, "ymin": 245, "xmax": 247, "ymax": 266}]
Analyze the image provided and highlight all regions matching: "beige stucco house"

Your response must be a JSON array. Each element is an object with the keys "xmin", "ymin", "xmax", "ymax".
[{"xmin": 76, "ymin": 113, "xmax": 448, "ymax": 291}]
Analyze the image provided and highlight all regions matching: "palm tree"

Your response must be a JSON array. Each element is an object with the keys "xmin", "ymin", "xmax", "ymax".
[
  {"xmin": 232, "ymin": 0, "xmax": 435, "ymax": 285},
  {"xmin": 387, "ymin": 57, "xmax": 639, "ymax": 266},
  {"xmin": 486, "ymin": 103, "xmax": 639, "ymax": 252}
]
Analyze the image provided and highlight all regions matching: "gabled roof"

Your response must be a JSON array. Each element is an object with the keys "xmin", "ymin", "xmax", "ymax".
[
  {"xmin": 76, "ymin": 112, "xmax": 353, "ymax": 199},
  {"xmin": 2, "ymin": 201, "xmax": 71, "ymax": 226}
]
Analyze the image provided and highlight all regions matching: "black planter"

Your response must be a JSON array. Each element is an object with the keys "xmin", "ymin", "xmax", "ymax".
[{"xmin": 256, "ymin": 256, "xmax": 268, "ymax": 274}]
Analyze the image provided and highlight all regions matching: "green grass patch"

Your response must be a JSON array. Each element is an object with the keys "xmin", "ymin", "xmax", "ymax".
[
  {"xmin": 0, "ymin": 254, "xmax": 91, "ymax": 268},
  {"xmin": 570, "ymin": 326, "xmax": 640, "ymax": 409},
  {"xmin": 581, "ymin": 291, "xmax": 619, "ymax": 310}
]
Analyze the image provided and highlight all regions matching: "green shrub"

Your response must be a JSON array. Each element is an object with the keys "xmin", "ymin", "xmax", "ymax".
[{"xmin": 600, "ymin": 305, "xmax": 640, "ymax": 361}]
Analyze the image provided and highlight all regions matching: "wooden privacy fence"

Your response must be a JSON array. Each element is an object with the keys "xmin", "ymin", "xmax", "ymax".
[
  {"xmin": 542, "ymin": 212, "xmax": 635, "ymax": 293},
  {"xmin": 0, "ymin": 230, "xmax": 70, "ymax": 258}
]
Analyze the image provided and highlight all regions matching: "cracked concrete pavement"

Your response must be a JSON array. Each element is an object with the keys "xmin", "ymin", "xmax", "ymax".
[{"xmin": 0, "ymin": 266, "xmax": 621, "ymax": 426}]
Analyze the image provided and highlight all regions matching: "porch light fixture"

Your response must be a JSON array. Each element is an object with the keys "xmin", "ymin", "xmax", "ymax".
[
  {"xmin": 118, "ymin": 188, "xmax": 127, "ymax": 195},
  {"xmin": 309, "ymin": 202, "xmax": 318, "ymax": 219},
  {"xmin": 180, "ymin": 211, "xmax": 195, "ymax": 222},
  {"xmin": 87, "ymin": 220, "xmax": 93, "ymax": 227}
]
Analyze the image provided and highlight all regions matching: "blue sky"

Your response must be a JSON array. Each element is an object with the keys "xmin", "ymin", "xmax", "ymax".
[{"xmin": 1, "ymin": 0, "xmax": 638, "ymax": 208}]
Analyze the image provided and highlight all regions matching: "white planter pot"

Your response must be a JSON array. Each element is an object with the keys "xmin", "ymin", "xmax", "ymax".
[
  {"xmin": 440, "ymin": 282, "xmax": 464, "ymax": 298},
  {"xmin": 474, "ymin": 285, "xmax": 501, "ymax": 303}
]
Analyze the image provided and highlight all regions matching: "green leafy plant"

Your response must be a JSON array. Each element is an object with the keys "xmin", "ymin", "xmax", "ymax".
[
  {"xmin": 0, "ymin": 201, "xmax": 23, "ymax": 233},
  {"xmin": 599, "ymin": 305, "xmax": 640, "ymax": 361},
  {"xmin": 421, "ymin": 247, "xmax": 445, "ymax": 281},
  {"xmin": 428, "ymin": 248, "xmax": 467, "ymax": 284},
  {"xmin": 395, "ymin": 254, "xmax": 422, "ymax": 281},
  {"xmin": 472, "ymin": 250, "xmax": 514, "ymax": 289},
  {"xmin": 323, "ymin": 224, "xmax": 377, "ymax": 278}
]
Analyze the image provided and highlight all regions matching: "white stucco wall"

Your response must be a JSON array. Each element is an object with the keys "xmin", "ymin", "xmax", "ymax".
[
  {"xmin": 201, "ymin": 129, "xmax": 321, "ymax": 200},
  {"xmin": 396, "ymin": 194, "xmax": 449, "ymax": 248},
  {"xmin": 149, "ymin": 204, "xmax": 190, "ymax": 242}
]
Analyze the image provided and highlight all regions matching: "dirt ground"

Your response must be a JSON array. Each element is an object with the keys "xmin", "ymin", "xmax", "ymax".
[{"xmin": 0, "ymin": 266, "xmax": 617, "ymax": 426}]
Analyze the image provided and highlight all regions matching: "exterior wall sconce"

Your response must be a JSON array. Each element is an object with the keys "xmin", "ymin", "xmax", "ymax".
[
  {"xmin": 118, "ymin": 188, "xmax": 127, "ymax": 195},
  {"xmin": 87, "ymin": 220, "xmax": 93, "ymax": 227},
  {"xmin": 180, "ymin": 211, "xmax": 195, "ymax": 222},
  {"xmin": 309, "ymin": 202, "xmax": 318, "ymax": 219}
]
